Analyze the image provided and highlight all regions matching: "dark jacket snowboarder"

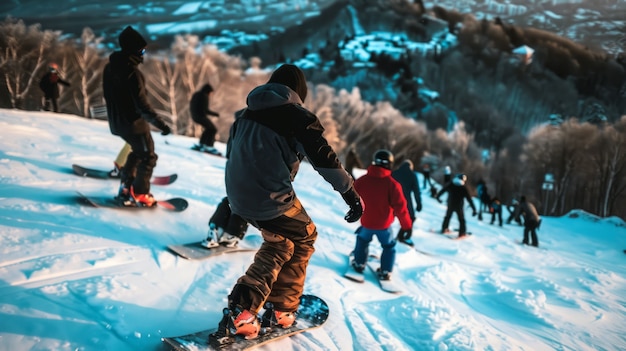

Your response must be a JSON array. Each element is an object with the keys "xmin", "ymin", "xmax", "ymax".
[
  {"xmin": 436, "ymin": 174, "xmax": 477, "ymax": 237},
  {"xmin": 190, "ymin": 83, "xmax": 220, "ymax": 150},
  {"xmin": 102, "ymin": 26, "xmax": 171, "ymax": 205},
  {"xmin": 218, "ymin": 64, "xmax": 362, "ymax": 341},
  {"xmin": 39, "ymin": 63, "xmax": 70, "ymax": 112},
  {"xmin": 391, "ymin": 159, "xmax": 422, "ymax": 245},
  {"xmin": 514, "ymin": 196, "xmax": 540, "ymax": 247}
]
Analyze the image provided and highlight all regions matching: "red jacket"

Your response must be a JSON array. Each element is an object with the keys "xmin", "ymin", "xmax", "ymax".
[{"xmin": 354, "ymin": 165, "xmax": 412, "ymax": 230}]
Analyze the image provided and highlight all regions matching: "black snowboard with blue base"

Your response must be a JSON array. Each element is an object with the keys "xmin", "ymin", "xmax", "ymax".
[{"xmin": 162, "ymin": 294, "xmax": 328, "ymax": 351}]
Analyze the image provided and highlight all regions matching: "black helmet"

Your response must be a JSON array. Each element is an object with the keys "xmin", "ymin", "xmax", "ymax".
[{"xmin": 373, "ymin": 149, "xmax": 394, "ymax": 169}]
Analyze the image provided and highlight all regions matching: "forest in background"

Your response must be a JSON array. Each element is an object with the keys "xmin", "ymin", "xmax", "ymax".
[{"xmin": 0, "ymin": 14, "xmax": 624, "ymax": 220}]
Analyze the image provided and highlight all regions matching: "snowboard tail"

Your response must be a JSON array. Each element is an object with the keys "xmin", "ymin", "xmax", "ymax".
[
  {"xmin": 71, "ymin": 164, "xmax": 177, "ymax": 185},
  {"xmin": 366, "ymin": 256, "xmax": 402, "ymax": 294},
  {"xmin": 168, "ymin": 242, "xmax": 257, "ymax": 260},
  {"xmin": 162, "ymin": 294, "xmax": 328, "ymax": 351},
  {"xmin": 76, "ymin": 191, "xmax": 188, "ymax": 212}
]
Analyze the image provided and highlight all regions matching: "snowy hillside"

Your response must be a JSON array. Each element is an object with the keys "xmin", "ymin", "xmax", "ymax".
[{"xmin": 0, "ymin": 109, "xmax": 625, "ymax": 351}]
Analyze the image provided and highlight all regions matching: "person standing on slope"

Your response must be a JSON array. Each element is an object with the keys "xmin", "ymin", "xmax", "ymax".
[
  {"xmin": 102, "ymin": 26, "xmax": 171, "ymax": 207},
  {"xmin": 190, "ymin": 83, "xmax": 221, "ymax": 155},
  {"xmin": 211, "ymin": 64, "xmax": 362, "ymax": 344},
  {"xmin": 39, "ymin": 62, "xmax": 70, "ymax": 113},
  {"xmin": 514, "ymin": 196, "xmax": 541, "ymax": 247},
  {"xmin": 350, "ymin": 150, "xmax": 412, "ymax": 280},
  {"xmin": 436, "ymin": 173, "xmax": 477, "ymax": 238},
  {"xmin": 391, "ymin": 159, "xmax": 422, "ymax": 246}
]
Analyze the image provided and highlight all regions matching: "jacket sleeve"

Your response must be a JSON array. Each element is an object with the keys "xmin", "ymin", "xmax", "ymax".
[
  {"xmin": 465, "ymin": 188, "xmax": 477, "ymax": 212},
  {"xmin": 293, "ymin": 107, "xmax": 353, "ymax": 194},
  {"xmin": 129, "ymin": 69, "xmax": 167, "ymax": 130}
]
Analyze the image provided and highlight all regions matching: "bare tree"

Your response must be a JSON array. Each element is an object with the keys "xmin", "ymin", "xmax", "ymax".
[
  {"xmin": 591, "ymin": 117, "xmax": 626, "ymax": 216},
  {"xmin": 0, "ymin": 18, "xmax": 58, "ymax": 109},
  {"xmin": 73, "ymin": 28, "xmax": 107, "ymax": 117}
]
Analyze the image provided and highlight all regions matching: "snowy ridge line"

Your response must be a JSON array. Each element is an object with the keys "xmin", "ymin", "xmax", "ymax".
[{"xmin": 0, "ymin": 245, "xmax": 139, "ymax": 269}]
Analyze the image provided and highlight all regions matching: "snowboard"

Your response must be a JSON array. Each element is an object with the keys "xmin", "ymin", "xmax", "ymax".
[
  {"xmin": 162, "ymin": 294, "xmax": 329, "ymax": 351},
  {"xmin": 343, "ymin": 252, "xmax": 365, "ymax": 283},
  {"xmin": 168, "ymin": 241, "xmax": 257, "ymax": 260},
  {"xmin": 76, "ymin": 191, "xmax": 188, "ymax": 212},
  {"xmin": 191, "ymin": 144, "xmax": 224, "ymax": 157},
  {"xmin": 366, "ymin": 256, "xmax": 402, "ymax": 294},
  {"xmin": 72, "ymin": 164, "xmax": 177, "ymax": 185}
]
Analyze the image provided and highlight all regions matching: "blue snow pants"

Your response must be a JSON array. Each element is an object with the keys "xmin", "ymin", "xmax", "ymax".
[{"xmin": 353, "ymin": 226, "xmax": 396, "ymax": 272}]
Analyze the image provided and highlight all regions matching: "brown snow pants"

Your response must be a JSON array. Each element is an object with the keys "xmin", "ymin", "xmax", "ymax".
[{"xmin": 228, "ymin": 198, "xmax": 317, "ymax": 314}]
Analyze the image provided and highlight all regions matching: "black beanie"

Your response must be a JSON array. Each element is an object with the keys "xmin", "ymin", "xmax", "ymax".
[
  {"xmin": 119, "ymin": 26, "xmax": 147, "ymax": 53},
  {"xmin": 268, "ymin": 64, "xmax": 308, "ymax": 102}
]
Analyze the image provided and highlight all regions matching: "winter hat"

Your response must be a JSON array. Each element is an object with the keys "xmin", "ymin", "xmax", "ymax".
[
  {"xmin": 119, "ymin": 26, "xmax": 147, "ymax": 54},
  {"xmin": 268, "ymin": 64, "xmax": 308, "ymax": 101},
  {"xmin": 201, "ymin": 84, "xmax": 214, "ymax": 94},
  {"xmin": 453, "ymin": 173, "xmax": 467, "ymax": 186}
]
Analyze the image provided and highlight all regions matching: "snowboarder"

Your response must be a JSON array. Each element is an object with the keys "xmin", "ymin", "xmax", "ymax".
[
  {"xmin": 102, "ymin": 25, "xmax": 171, "ymax": 207},
  {"xmin": 351, "ymin": 150, "xmax": 412, "ymax": 279},
  {"xmin": 201, "ymin": 197, "xmax": 248, "ymax": 248},
  {"xmin": 422, "ymin": 163, "xmax": 432, "ymax": 189},
  {"xmin": 489, "ymin": 196, "xmax": 503, "ymax": 227},
  {"xmin": 514, "ymin": 196, "xmax": 541, "ymax": 247},
  {"xmin": 436, "ymin": 173, "xmax": 477, "ymax": 238},
  {"xmin": 39, "ymin": 62, "xmax": 70, "ymax": 113},
  {"xmin": 476, "ymin": 179, "xmax": 490, "ymax": 221},
  {"xmin": 506, "ymin": 198, "xmax": 522, "ymax": 225},
  {"xmin": 391, "ymin": 159, "xmax": 422, "ymax": 246},
  {"xmin": 190, "ymin": 83, "xmax": 221, "ymax": 154},
  {"xmin": 212, "ymin": 64, "xmax": 362, "ymax": 343},
  {"xmin": 443, "ymin": 165, "xmax": 452, "ymax": 184}
]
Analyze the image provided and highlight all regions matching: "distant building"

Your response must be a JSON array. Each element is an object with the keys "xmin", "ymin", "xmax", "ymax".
[
  {"xmin": 551, "ymin": 0, "xmax": 583, "ymax": 5},
  {"xmin": 485, "ymin": 0, "xmax": 528, "ymax": 16}
]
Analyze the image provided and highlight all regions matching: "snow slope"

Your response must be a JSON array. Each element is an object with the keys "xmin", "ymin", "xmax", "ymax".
[{"xmin": 0, "ymin": 109, "xmax": 625, "ymax": 351}]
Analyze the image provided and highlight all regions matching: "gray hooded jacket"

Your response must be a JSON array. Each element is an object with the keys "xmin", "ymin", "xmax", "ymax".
[{"xmin": 225, "ymin": 82, "xmax": 352, "ymax": 221}]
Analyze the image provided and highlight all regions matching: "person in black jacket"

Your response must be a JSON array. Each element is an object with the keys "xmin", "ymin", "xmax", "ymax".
[
  {"xmin": 514, "ymin": 196, "xmax": 541, "ymax": 247},
  {"xmin": 190, "ymin": 83, "xmax": 221, "ymax": 155},
  {"xmin": 102, "ymin": 26, "xmax": 171, "ymax": 207},
  {"xmin": 436, "ymin": 173, "xmax": 477, "ymax": 238},
  {"xmin": 391, "ymin": 159, "xmax": 422, "ymax": 246},
  {"xmin": 39, "ymin": 63, "xmax": 70, "ymax": 112}
]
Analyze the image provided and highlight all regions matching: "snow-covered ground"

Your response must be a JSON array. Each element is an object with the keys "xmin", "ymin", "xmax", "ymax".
[{"xmin": 0, "ymin": 109, "xmax": 625, "ymax": 351}]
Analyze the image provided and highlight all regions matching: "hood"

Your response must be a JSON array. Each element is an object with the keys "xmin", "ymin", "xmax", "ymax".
[
  {"xmin": 119, "ymin": 26, "xmax": 147, "ymax": 54},
  {"xmin": 366, "ymin": 165, "xmax": 392, "ymax": 178},
  {"xmin": 398, "ymin": 160, "xmax": 413, "ymax": 172},
  {"xmin": 246, "ymin": 83, "xmax": 303, "ymax": 111}
]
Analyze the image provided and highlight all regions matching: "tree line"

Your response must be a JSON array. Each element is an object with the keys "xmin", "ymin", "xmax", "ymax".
[{"xmin": 0, "ymin": 17, "xmax": 624, "ymax": 219}]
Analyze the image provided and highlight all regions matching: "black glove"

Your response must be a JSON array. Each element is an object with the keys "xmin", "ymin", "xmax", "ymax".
[
  {"xmin": 398, "ymin": 228, "xmax": 413, "ymax": 241},
  {"xmin": 341, "ymin": 187, "xmax": 362, "ymax": 223},
  {"xmin": 161, "ymin": 124, "xmax": 172, "ymax": 136},
  {"xmin": 416, "ymin": 202, "xmax": 422, "ymax": 212},
  {"xmin": 472, "ymin": 210, "xmax": 477, "ymax": 217}
]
